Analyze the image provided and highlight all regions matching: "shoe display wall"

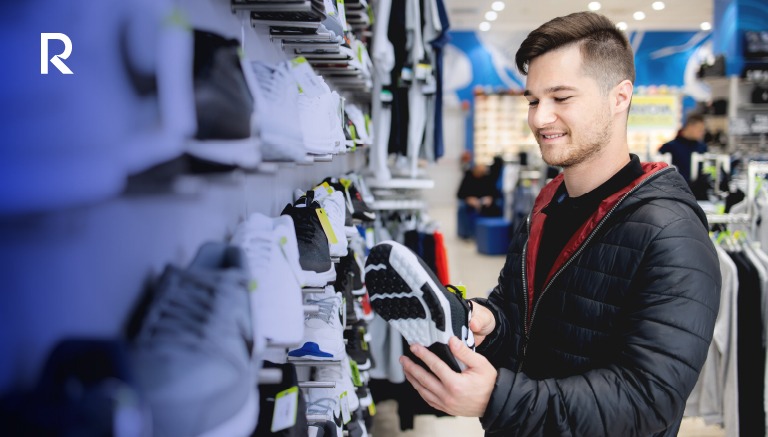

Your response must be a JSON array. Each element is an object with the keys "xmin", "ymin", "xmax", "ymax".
[{"xmin": 1, "ymin": 0, "xmax": 449, "ymax": 435}]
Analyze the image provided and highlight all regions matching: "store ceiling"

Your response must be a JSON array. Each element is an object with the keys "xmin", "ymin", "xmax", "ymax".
[{"xmin": 446, "ymin": 0, "xmax": 714, "ymax": 32}]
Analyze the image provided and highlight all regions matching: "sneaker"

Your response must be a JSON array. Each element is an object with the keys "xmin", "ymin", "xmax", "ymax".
[
  {"xmin": 306, "ymin": 381, "xmax": 344, "ymax": 437},
  {"xmin": 335, "ymin": 251, "xmax": 366, "ymax": 296},
  {"xmin": 314, "ymin": 357, "xmax": 360, "ymax": 412},
  {"xmin": 308, "ymin": 419, "xmax": 340, "ymax": 437},
  {"xmin": 364, "ymin": 240, "xmax": 474, "ymax": 373},
  {"xmin": 131, "ymin": 242, "xmax": 258, "ymax": 437},
  {"xmin": 322, "ymin": 177, "xmax": 376, "ymax": 222},
  {"xmin": 0, "ymin": 339, "xmax": 150, "ymax": 436},
  {"xmin": 344, "ymin": 321, "xmax": 373, "ymax": 371},
  {"xmin": 305, "ymin": 186, "xmax": 348, "ymax": 258},
  {"xmin": 288, "ymin": 286, "xmax": 345, "ymax": 360},
  {"xmin": 251, "ymin": 61, "xmax": 308, "ymax": 162},
  {"xmin": 231, "ymin": 213, "xmax": 304, "ymax": 349},
  {"xmin": 281, "ymin": 198, "xmax": 336, "ymax": 287},
  {"xmin": 186, "ymin": 30, "xmax": 261, "ymax": 169}
]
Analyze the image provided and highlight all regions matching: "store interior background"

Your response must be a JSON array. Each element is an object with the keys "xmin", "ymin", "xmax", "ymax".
[
  {"xmin": 1, "ymin": 0, "xmax": 766, "ymax": 435},
  {"xmin": 377, "ymin": 0, "xmax": 766, "ymax": 435}
]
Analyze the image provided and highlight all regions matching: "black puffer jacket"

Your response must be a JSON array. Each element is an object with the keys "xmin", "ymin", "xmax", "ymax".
[{"xmin": 474, "ymin": 163, "xmax": 721, "ymax": 437}]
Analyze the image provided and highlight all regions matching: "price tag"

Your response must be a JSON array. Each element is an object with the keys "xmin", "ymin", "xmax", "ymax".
[
  {"xmin": 340, "ymin": 391, "xmax": 352, "ymax": 424},
  {"xmin": 271, "ymin": 386, "xmax": 299, "ymax": 432},
  {"xmin": 337, "ymin": 0, "xmax": 349, "ymax": 31},
  {"xmin": 316, "ymin": 208, "xmax": 339, "ymax": 244},
  {"xmin": 349, "ymin": 359, "xmax": 362, "ymax": 387}
]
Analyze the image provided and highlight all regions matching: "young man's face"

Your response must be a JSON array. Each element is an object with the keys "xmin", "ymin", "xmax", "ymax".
[{"xmin": 524, "ymin": 44, "xmax": 614, "ymax": 168}]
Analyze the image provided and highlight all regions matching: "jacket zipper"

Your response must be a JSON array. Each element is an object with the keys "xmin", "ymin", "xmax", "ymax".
[{"xmin": 517, "ymin": 167, "xmax": 673, "ymax": 372}]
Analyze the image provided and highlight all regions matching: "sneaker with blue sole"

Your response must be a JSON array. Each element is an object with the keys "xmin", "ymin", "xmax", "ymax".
[{"xmin": 364, "ymin": 240, "xmax": 475, "ymax": 373}]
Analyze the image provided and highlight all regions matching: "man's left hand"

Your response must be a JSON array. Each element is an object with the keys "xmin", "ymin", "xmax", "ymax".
[{"xmin": 400, "ymin": 336, "xmax": 498, "ymax": 417}]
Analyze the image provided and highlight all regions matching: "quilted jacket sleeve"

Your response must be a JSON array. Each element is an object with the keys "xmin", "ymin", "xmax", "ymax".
[{"xmin": 479, "ymin": 211, "xmax": 721, "ymax": 436}]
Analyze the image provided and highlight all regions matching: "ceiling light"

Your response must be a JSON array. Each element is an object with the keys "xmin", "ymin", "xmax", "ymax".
[
  {"xmin": 616, "ymin": 21, "xmax": 628, "ymax": 30},
  {"xmin": 651, "ymin": 1, "xmax": 665, "ymax": 10},
  {"xmin": 485, "ymin": 11, "xmax": 498, "ymax": 21},
  {"xmin": 700, "ymin": 21, "xmax": 712, "ymax": 31},
  {"xmin": 479, "ymin": 21, "xmax": 491, "ymax": 32},
  {"xmin": 633, "ymin": 11, "xmax": 646, "ymax": 20},
  {"xmin": 491, "ymin": 1, "xmax": 505, "ymax": 12},
  {"xmin": 588, "ymin": 1, "xmax": 601, "ymax": 11}
]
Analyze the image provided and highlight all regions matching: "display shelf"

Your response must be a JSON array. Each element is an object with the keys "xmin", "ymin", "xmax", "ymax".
[{"xmin": 366, "ymin": 177, "xmax": 435, "ymax": 190}]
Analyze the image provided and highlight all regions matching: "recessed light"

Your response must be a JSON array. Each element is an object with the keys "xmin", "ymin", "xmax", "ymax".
[
  {"xmin": 616, "ymin": 21, "xmax": 628, "ymax": 30},
  {"xmin": 479, "ymin": 21, "xmax": 491, "ymax": 31},
  {"xmin": 485, "ymin": 11, "xmax": 498, "ymax": 21},
  {"xmin": 700, "ymin": 21, "xmax": 712, "ymax": 31},
  {"xmin": 652, "ymin": 1, "xmax": 665, "ymax": 10},
  {"xmin": 491, "ymin": 1, "xmax": 505, "ymax": 12},
  {"xmin": 588, "ymin": 1, "xmax": 601, "ymax": 11},
  {"xmin": 633, "ymin": 11, "xmax": 646, "ymax": 20}
]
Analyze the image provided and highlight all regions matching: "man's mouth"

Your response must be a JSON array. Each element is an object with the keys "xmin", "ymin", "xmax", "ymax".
[{"xmin": 540, "ymin": 132, "xmax": 566, "ymax": 140}]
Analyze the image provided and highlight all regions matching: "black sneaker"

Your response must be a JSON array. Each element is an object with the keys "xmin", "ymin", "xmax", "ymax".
[
  {"xmin": 334, "ymin": 251, "xmax": 365, "ymax": 297},
  {"xmin": 344, "ymin": 320, "xmax": 374, "ymax": 371},
  {"xmin": 281, "ymin": 197, "xmax": 336, "ymax": 287},
  {"xmin": 192, "ymin": 30, "xmax": 254, "ymax": 140},
  {"xmin": 364, "ymin": 240, "xmax": 474, "ymax": 372}
]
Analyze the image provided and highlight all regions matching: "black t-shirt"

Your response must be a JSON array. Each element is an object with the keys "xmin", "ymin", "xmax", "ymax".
[{"xmin": 534, "ymin": 155, "xmax": 644, "ymax": 292}]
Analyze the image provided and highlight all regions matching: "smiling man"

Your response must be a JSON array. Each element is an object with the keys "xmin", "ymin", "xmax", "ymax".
[{"xmin": 399, "ymin": 11, "xmax": 721, "ymax": 436}]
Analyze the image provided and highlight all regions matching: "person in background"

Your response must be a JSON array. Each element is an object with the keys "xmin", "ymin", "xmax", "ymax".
[
  {"xmin": 457, "ymin": 162, "xmax": 501, "ymax": 217},
  {"xmin": 399, "ymin": 11, "xmax": 720, "ymax": 436},
  {"xmin": 658, "ymin": 113, "xmax": 708, "ymax": 183}
]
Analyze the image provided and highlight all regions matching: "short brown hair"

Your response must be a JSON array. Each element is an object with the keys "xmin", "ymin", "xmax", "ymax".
[
  {"xmin": 684, "ymin": 113, "xmax": 705, "ymax": 127},
  {"xmin": 515, "ymin": 12, "xmax": 635, "ymax": 94}
]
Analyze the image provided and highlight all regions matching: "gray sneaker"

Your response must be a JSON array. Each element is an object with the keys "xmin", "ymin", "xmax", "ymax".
[{"xmin": 131, "ymin": 242, "xmax": 258, "ymax": 437}]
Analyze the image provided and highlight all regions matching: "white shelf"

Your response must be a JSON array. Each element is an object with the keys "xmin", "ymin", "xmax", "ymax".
[
  {"xmin": 366, "ymin": 178, "xmax": 435, "ymax": 190},
  {"xmin": 369, "ymin": 199, "xmax": 426, "ymax": 210}
]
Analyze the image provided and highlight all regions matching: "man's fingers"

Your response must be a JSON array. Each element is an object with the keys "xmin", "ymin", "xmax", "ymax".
[
  {"xmin": 401, "ymin": 353, "xmax": 448, "ymax": 398},
  {"xmin": 449, "ymin": 336, "xmax": 488, "ymax": 369},
  {"xmin": 410, "ymin": 343, "xmax": 454, "ymax": 381},
  {"xmin": 469, "ymin": 302, "xmax": 496, "ymax": 335}
]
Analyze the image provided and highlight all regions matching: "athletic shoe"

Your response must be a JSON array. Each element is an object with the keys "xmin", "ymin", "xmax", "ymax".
[
  {"xmin": 0, "ymin": 339, "xmax": 150, "ymax": 436},
  {"xmin": 322, "ymin": 177, "xmax": 376, "ymax": 222},
  {"xmin": 288, "ymin": 286, "xmax": 345, "ymax": 360},
  {"xmin": 344, "ymin": 321, "xmax": 373, "ymax": 371},
  {"xmin": 314, "ymin": 357, "xmax": 360, "ymax": 412},
  {"xmin": 306, "ymin": 187, "xmax": 348, "ymax": 258},
  {"xmin": 334, "ymin": 251, "xmax": 365, "ymax": 297},
  {"xmin": 231, "ymin": 213, "xmax": 304, "ymax": 350},
  {"xmin": 251, "ymin": 61, "xmax": 307, "ymax": 162},
  {"xmin": 281, "ymin": 198, "xmax": 336, "ymax": 287},
  {"xmin": 364, "ymin": 240, "xmax": 475, "ymax": 373},
  {"xmin": 307, "ymin": 418, "xmax": 341, "ymax": 437},
  {"xmin": 306, "ymin": 397, "xmax": 343, "ymax": 437},
  {"xmin": 131, "ymin": 242, "xmax": 258, "ymax": 437}
]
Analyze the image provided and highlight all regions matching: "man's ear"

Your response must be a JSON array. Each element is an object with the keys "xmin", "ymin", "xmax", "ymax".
[{"xmin": 612, "ymin": 79, "xmax": 633, "ymax": 115}]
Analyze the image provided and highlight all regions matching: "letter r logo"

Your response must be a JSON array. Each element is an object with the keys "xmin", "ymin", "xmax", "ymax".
[{"xmin": 41, "ymin": 33, "xmax": 73, "ymax": 74}]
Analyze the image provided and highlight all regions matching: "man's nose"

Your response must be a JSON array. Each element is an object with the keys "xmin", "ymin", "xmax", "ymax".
[{"xmin": 529, "ymin": 101, "xmax": 557, "ymax": 129}]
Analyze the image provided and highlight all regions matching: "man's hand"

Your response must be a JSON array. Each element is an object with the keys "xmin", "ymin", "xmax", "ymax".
[
  {"xmin": 469, "ymin": 302, "xmax": 496, "ymax": 346},
  {"xmin": 401, "ymin": 337, "xmax": 497, "ymax": 417}
]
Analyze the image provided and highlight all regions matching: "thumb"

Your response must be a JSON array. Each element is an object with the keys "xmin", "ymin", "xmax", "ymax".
[
  {"xmin": 469, "ymin": 304, "xmax": 495, "ymax": 335},
  {"xmin": 449, "ymin": 336, "xmax": 487, "ymax": 369}
]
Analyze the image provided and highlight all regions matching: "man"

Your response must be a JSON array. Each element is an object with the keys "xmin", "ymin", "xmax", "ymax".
[
  {"xmin": 658, "ymin": 113, "xmax": 708, "ymax": 183},
  {"xmin": 457, "ymin": 163, "xmax": 501, "ymax": 217},
  {"xmin": 397, "ymin": 11, "xmax": 720, "ymax": 436}
]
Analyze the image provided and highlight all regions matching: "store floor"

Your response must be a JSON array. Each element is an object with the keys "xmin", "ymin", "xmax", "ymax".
[{"xmin": 370, "ymin": 205, "xmax": 725, "ymax": 437}]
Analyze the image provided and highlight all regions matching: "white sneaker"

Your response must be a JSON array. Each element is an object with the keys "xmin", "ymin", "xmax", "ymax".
[
  {"xmin": 251, "ymin": 61, "xmax": 307, "ymax": 162},
  {"xmin": 231, "ymin": 213, "xmax": 305, "ymax": 350},
  {"xmin": 288, "ymin": 286, "xmax": 345, "ymax": 360},
  {"xmin": 314, "ymin": 357, "xmax": 360, "ymax": 412}
]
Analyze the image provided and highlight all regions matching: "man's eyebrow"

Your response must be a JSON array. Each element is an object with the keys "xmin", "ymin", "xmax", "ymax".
[{"xmin": 523, "ymin": 86, "xmax": 579, "ymax": 97}]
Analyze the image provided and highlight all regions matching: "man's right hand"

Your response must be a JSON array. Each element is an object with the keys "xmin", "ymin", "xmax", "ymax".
[{"xmin": 469, "ymin": 302, "xmax": 496, "ymax": 346}]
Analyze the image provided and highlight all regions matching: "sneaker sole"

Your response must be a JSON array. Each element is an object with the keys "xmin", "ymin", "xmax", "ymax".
[
  {"xmin": 302, "ymin": 265, "xmax": 338, "ymax": 287},
  {"xmin": 364, "ymin": 241, "xmax": 462, "ymax": 372}
]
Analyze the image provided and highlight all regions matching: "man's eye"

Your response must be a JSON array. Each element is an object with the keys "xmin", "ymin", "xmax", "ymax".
[
  {"xmin": 527, "ymin": 100, "xmax": 539, "ymax": 107},
  {"xmin": 554, "ymin": 96, "xmax": 571, "ymax": 102}
]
